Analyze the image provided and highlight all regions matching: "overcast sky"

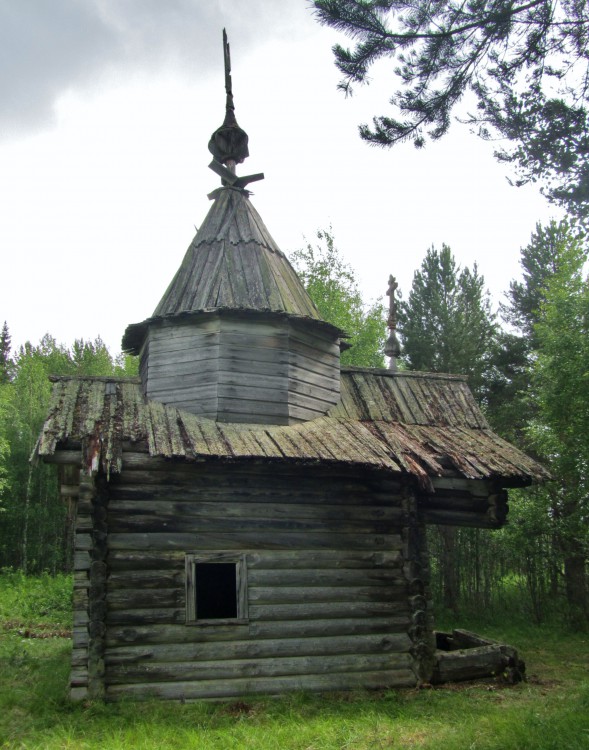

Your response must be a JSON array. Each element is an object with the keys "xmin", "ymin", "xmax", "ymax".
[{"xmin": 0, "ymin": 0, "xmax": 560, "ymax": 355}]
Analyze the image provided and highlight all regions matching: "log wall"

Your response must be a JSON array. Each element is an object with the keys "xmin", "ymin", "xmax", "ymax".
[{"xmin": 78, "ymin": 457, "xmax": 421, "ymax": 701}]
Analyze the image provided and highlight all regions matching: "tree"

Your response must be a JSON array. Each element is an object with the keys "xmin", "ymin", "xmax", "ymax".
[
  {"xmin": 530, "ymin": 239, "xmax": 589, "ymax": 629},
  {"xmin": 290, "ymin": 229, "xmax": 387, "ymax": 367},
  {"xmin": 399, "ymin": 244, "xmax": 497, "ymax": 613},
  {"xmin": 487, "ymin": 220, "xmax": 581, "ymax": 442},
  {"xmin": 312, "ymin": 0, "xmax": 589, "ymax": 219},
  {"xmin": 0, "ymin": 322, "xmax": 11, "ymax": 384},
  {"xmin": 0, "ymin": 335, "xmax": 138, "ymax": 573},
  {"xmin": 399, "ymin": 244, "xmax": 496, "ymax": 399}
]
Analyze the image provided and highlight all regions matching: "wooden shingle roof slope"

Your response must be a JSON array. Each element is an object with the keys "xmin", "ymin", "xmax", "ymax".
[
  {"xmin": 36, "ymin": 368, "xmax": 549, "ymax": 488},
  {"xmin": 122, "ymin": 187, "xmax": 337, "ymax": 355}
]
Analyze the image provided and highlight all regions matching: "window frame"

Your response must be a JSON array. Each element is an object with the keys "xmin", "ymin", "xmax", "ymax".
[{"xmin": 185, "ymin": 552, "xmax": 249, "ymax": 625}]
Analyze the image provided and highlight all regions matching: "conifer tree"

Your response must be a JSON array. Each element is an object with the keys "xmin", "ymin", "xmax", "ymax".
[{"xmin": 0, "ymin": 321, "xmax": 12, "ymax": 383}]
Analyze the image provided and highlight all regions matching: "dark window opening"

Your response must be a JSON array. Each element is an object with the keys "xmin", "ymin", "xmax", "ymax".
[{"xmin": 195, "ymin": 562, "xmax": 237, "ymax": 619}]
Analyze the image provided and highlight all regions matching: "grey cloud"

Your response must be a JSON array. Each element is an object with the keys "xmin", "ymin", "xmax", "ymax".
[{"xmin": 0, "ymin": 0, "xmax": 300, "ymax": 137}]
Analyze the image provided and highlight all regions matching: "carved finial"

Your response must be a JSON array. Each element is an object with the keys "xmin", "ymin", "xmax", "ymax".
[
  {"xmin": 208, "ymin": 29, "xmax": 249, "ymax": 166},
  {"xmin": 384, "ymin": 274, "xmax": 401, "ymax": 371}
]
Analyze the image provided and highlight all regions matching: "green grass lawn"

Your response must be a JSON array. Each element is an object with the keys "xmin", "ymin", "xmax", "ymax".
[{"xmin": 1, "ymin": 571, "xmax": 588, "ymax": 750}]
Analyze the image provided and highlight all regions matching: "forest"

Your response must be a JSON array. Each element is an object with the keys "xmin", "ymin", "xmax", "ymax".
[{"xmin": 1, "ymin": 217, "xmax": 587, "ymax": 631}]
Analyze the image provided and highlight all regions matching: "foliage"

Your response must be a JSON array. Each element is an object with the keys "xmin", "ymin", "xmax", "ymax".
[
  {"xmin": 0, "ymin": 571, "xmax": 588, "ymax": 749},
  {"xmin": 0, "ymin": 322, "xmax": 11, "ymax": 384},
  {"xmin": 312, "ymin": 0, "xmax": 589, "ymax": 219},
  {"xmin": 529, "ymin": 237, "xmax": 589, "ymax": 628},
  {"xmin": 0, "ymin": 570, "xmax": 72, "ymax": 630},
  {"xmin": 290, "ymin": 229, "xmax": 387, "ymax": 367},
  {"xmin": 0, "ymin": 334, "xmax": 138, "ymax": 574},
  {"xmin": 398, "ymin": 244, "xmax": 496, "ymax": 399}
]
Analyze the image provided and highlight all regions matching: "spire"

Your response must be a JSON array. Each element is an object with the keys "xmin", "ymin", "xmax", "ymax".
[
  {"xmin": 207, "ymin": 29, "xmax": 264, "ymax": 196},
  {"xmin": 385, "ymin": 275, "xmax": 401, "ymax": 371},
  {"xmin": 208, "ymin": 29, "xmax": 250, "ymax": 166}
]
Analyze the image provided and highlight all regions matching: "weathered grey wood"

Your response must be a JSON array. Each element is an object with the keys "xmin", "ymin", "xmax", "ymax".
[
  {"xmin": 43, "ymin": 450, "xmax": 82, "ymax": 466},
  {"xmin": 107, "ymin": 531, "xmax": 403, "ymax": 551},
  {"xmin": 106, "ymin": 669, "xmax": 417, "ymax": 701},
  {"xmin": 107, "ymin": 549, "xmax": 403, "ymax": 571},
  {"xmin": 107, "ymin": 513, "xmax": 401, "ymax": 536},
  {"xmin": 108, "ymin": 499, "xmax": 405, "ymax": 524},
  {"xmin": 107, "ymin": 652, "xmax": 414, "ymax": 684},
  {"xmin": 70, "ymin": 686, "xmax": 89, "ymax": 701},
  {"xmin": 106, "ymin": 608, "xmax": 186, "ymax": 626},
  {"xmin": 247, "ymin": 584, "xmax": 406, "ymax": 604},
  {"xmin": 140, "ymin": 315, "xmax": 340, "ymax": 424},
  {"xmin": 419, "ymin": 508, "xmax": 502, "ymax": 529},
  {"xmin": 433, "ymin": 645, "xmax": 514, "ymax": 683},
  {"xmin": 106, "ymin": 617, "xmax": 411, "ymax": 647},
  {"xmin": 248, "ymin": 600, "xmax": 410, "ymax": 621},
  {"xmin": 105, "ymin": 633, "xmax": 412, "ymax": 666}
]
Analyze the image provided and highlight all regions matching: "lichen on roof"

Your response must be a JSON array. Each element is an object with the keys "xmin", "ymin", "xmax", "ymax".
[{"xmin": 36, "ymin": 369, "xmax": 549, "ymax": 488}]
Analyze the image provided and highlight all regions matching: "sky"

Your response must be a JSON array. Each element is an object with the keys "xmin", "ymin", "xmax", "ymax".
[{"xmin": 0, "ymin": 0, "xmax": 561, "ymax": 356}]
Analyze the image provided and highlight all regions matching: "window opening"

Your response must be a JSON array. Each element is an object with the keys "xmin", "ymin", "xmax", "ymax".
[
  {"xmin": 195, "ymin": 563, "xmax": 237, "ymax": 619},
  {"xmin": 185, "ymin": 553, "xmax": 248, "ymax": 624}
]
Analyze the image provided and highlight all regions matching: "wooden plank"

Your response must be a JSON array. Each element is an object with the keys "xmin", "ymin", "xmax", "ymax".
[{"xmin": 106, "ymin": 669, "xmax": 417, "ymax": 701}]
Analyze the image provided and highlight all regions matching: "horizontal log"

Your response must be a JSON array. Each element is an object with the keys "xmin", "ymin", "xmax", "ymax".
[
  {"xmin": 73, "ymin": 627, "xmax": 89, "ymax": 649},
  {"xmin": 248, "ymin": 601, "xmax": 410, "ymax": 621},
  {"xmin": 115, "ymin": 457, "xmax": 385, "ymax": 483},
  {"xmin": 70, "ymin": 668, "xmax": 88, "ymax": 687},
  {"xmin": 107, "ymin": 608, "xmax": 186, "ymax": 626},
  {"xmin": 433, "ymin": 645, "xmax": 511, "ymax": 683},
  {"xmin": 419, "ymin": 494, "xmax": 490, "ymax": 513},
  {"xmin": 108, "ymin": 499, "xmax": 403, "ymax": 523},
  {"xmin": 106, "ymin": 617, "xmax": 411, "ymax": 647},
  {"xmin": 107, "ymin": 532, "xmax": 403, "ymax": 552},
  {"xmin": 107, "ymin": 513, "xmax": 401, "ymax": 536},
  {"xmin": 108, "ymin": 570, "xmax": 185, "ymax": 590},
  {"xmin": 109, "ymin": 483, "xmax": 396, "ymax": 507},
  {"xmin": 107, "ymin": 566, "xmax": 404, "ymax": 592},
  {"xmin": 247, "ymin": 584, "xmax": 406, "ymax": 605},
  {"xmin": 74, "ymin": 550, "xmax": 91, "ymax": 571},
  {"xmin": 248, "ymin": 568, "xmax": 404, "ymax": 587},
  {"xmin": 43, "ymin": 451, "xmax": 82, "ymax": 466},
  {"xmin": 107, "ymin": 652, "xmax": 414, "ymax": 684},
  {"xmin": 105, "ymin": 633, "xmax": 412, "ymax": 666},
  {"xmin": 71, "ymin": 648, "xmax": 87, "ymax": 668},
  {"xmin": 106, "ymin": 669, "xmax": 417, "ymax": 701},
  {"xmin": 107, "ymin": 549, "xmax": 403, "ymax": 572},
  {"xmin": 420, "ymin": 509, "xmax": 502, "ymax": 529},
  {"xmin": 430, "ymin": 478, "xmax": 495, "ymax": 496},
  {"xmin": 108, "ymin": 588, "xmax": 185, "ymax": 611},
  {"xmin": 74, "ymin": 611, "xmax": 89, "ymax": 627}
]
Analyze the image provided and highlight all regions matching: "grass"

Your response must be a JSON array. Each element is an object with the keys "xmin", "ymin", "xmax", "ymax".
[{"xmin": 1, "ymin": 571, "xmax": 588, "ymax": 749}]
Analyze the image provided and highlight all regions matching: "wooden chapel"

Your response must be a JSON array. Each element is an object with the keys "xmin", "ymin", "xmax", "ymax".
[{"xmin": 36, "ymin": 32, "xmax": 547, "ymax": 701}]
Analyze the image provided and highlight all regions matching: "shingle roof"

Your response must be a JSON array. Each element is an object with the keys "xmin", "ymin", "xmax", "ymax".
[
  {"xmin": 35, "ymin": 369, "xmax": 548, "ymax": 488},
  {"xmin": 122, "ymin": 187, "xmax": 332, "ymax": 354}
]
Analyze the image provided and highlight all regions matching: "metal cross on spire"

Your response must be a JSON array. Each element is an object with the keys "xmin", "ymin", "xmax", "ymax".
[
  {"xmin": 207, "ymin": 29, "xmax": 264, "ymax": 197},
  {"xmin": 384, "ymin": 274, "xmax": 401, "ymax": 371}
]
